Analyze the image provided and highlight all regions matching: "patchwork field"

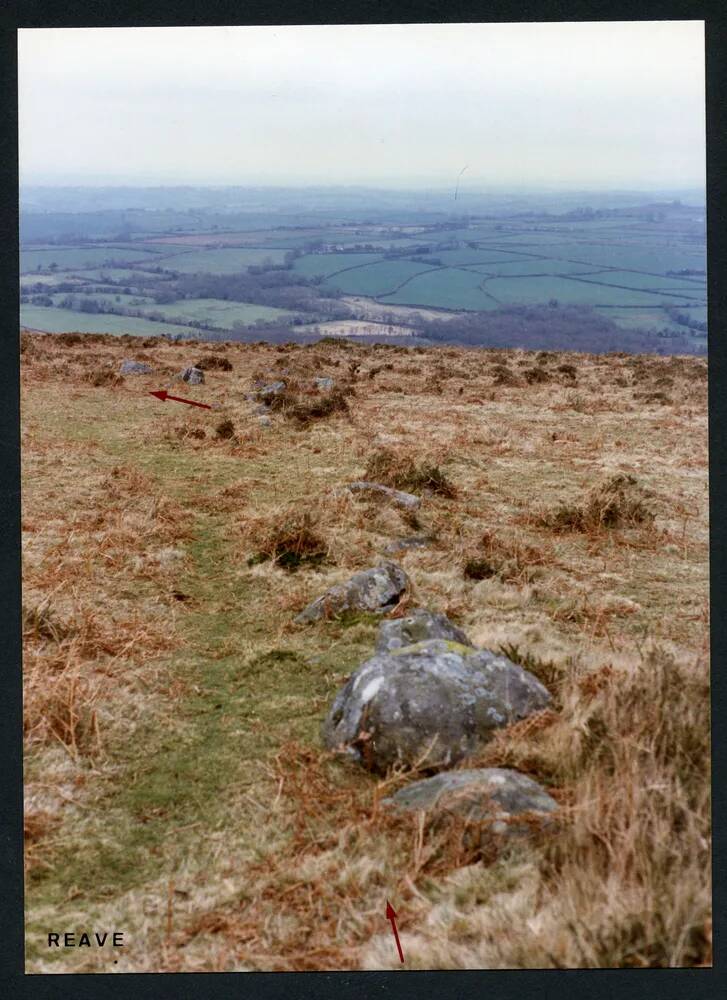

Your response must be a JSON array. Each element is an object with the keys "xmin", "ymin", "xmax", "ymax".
[
  {"xmin": 20, "ymin": 209, "xmax": 707, "ymax": 340},
  {"xmin": 22, "ymin": 332, "xmax": 710, "ymax": 972}
]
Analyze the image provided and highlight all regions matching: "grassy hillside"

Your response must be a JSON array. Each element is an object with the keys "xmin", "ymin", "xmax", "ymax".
[{"xmin": 22, "ymin": 332, "xmax": 709, "ymax": 972}]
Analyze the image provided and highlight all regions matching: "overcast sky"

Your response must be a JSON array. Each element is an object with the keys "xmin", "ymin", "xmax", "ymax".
[{"xmin": 18, "ymin": 22, "xmax": 705, "ymax": 190}]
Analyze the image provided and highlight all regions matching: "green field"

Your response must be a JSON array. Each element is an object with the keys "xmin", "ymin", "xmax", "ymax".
[
  {"xmin": 292, "ymin": 253, "xmax": 385, "ymax": 279},
  {"xmin": 471, "ymin": 258, "xmax": 602, "ymax": 276},
  {"xmin": 522, "ymin": 243, "xmax": 707, "ymax": 274},
  {"xmin": 156, "ymin": 248, "xmax": 289, "ymax": 274},
  {"xmin": 322, "ymin": 259, "xmax": 439, "ymax": 296},
  {"xmin": 484, "ymin": 275, "xmax": 696, "ymax": 307},
  {"xmin": 572, "ymin": 269, "xmax": 706, "ymax": 294},
  {"xmin": 147, "ymin": 298, "xmax": 297, "ymax": 325},
  {"xmin": 433, "ymin": 247, "xmax": 537, "ymax": 266},
  {"xmin": 594, "ymin": 307, "xmax": 691, "ymax": 334},
  {"xmin": 20, "ymin": 246, "xmax": 159, "ymax": 273},
  {"xmin": 20, "ymin": 305, "xmax": 197, "ymax": 338},
  {"xmin": 379, "ymin": 267, "xmax": 499, "ymax": 310}
]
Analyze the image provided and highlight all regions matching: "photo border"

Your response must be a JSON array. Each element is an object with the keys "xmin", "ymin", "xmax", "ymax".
[{"xmin": 2, "ymin": 2, "xmax": 724, "ymax": 997}]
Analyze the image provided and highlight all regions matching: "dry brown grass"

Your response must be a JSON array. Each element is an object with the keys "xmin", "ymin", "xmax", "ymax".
[
  {"xmin": 21, "ymin": 331, "xmax": 709, "ymax": 972},
  {"xmin": 536, "ymin": 472, "xmax": 655, "ymax": 533},
  {"xmin": 363, "ymin": 446, "xmax": 457, "ymax": 498},
  {"xmin": 246, "ymin": 509, "xmax": 329, "ymax": 572}
]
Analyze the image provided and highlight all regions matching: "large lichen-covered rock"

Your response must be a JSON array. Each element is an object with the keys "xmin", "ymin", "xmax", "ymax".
[
  {"xmin": 382, "ymin": 768, "xmax": 557, "ymax": 838},
  {"xmin": 376, "ymin": 608, "xmax": 472, "ymax": 654},
  {"xmin": 295, "ymin": 561, "xmax": 409, "ymax": 624},
  {"xmin": 346, "ymin": 481, "xmax": 421, "ymax": 510},
  {"xmin": 120, "ymin": 360, "xmax": 153, "ymax": 375},
  {"xmin": 322, "ymin": 639, "xmax": 550, "ymax": 771}
]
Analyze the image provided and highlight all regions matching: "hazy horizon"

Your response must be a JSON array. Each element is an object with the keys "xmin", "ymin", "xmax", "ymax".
[{"xmin": 19, "ymin": 22, "xmax": 705, "ymax": 191}]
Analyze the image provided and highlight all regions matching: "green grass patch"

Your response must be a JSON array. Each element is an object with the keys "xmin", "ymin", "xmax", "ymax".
[
  {"xmin": 20, "ymin": 305, "xmax": 197, "ymax": 337},
  {"xmin": 147, "ymin": 297, "xmax": 296, "ymax": 326}
]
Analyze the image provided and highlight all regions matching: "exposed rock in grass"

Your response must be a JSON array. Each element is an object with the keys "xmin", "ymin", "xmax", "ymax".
[
  {"xmin": 179, "ymin": 366, "xmax": 205, "ymax": 384},
  {"xmin": 295, "ymin": 561, "xmax": 409, "ymax": 623},
  {"xmin": 383, "ymin": 535, "xmax": 432, "ymax": 555},
  {"xmin": 256, "ymin": 380, "xmax": 286, "ymax": 399},
  {"xmin": 382, "ymin": 767, "xmax": 558, "ymax": 838},
  {"xmin": 376, "ymin": 608, "xmax": 472, "ymax": 654},
  {"xmin": 120, "ymin": 360, "xmax": 154, "ymax": 375},
  {"xmin": 346, "ymin": 481, "xmax": 421, "ymax": 510},
  {"xmin": 321, "ymin": 638, "xmax": 551, "ymax": 771},
  {"xmin": 314, "ymin": 376, "xmax": 335, "ymax": 390}
]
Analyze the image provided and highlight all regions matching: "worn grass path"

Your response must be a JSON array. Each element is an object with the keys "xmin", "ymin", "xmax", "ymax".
[{"xmin": 24, "ymin": 383, "xmax": 377, "ymax": 972}]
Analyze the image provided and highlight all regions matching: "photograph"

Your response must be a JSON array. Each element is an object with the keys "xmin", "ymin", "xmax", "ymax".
[{"xmin": 18, "ymin": 21, "xmax": 710, "ymax": 973}]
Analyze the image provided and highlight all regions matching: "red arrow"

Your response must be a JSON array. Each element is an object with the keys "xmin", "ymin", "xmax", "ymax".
[
  {"xmin": 385, "ymin": 900, "xmax": 404, "ymax": 963},
  {"xmin": 149, "ymin": 389, "xmax": 212, "ymax": 410}
]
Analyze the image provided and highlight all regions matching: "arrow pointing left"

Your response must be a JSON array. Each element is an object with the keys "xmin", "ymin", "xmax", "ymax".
[{"xmin": 149, "ymin": 389, "xmax": 212, "ymax": 410}]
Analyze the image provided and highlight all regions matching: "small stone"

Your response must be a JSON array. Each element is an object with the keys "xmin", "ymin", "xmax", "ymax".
[
  {"xmin": 314, "ymin": 376, "xmax": 335, "ymax": 390},
  {"xmin": 383, "ymin": 536, "xmax": 432, "ymax": 555},
  {"xmin": 346, "ymin": 481, "xmax": 421, "ymax": 510},
  {"xmin": 257, "ymin": 380, "xmax": 286, "ymax": 398},
  {"xmin": 295, "ymin": 561, "xmax": 409, "ymax": 624},
  {"xmin": 258, "ymin": 415, "xmax": 272, "ymax": 427},
  {"xmin": 376, "ymin": 608, "xmax": 472, "ymax": 654},
  {"xmin": 382, "ymin": 768, "xmax": 558, "ymax": 839},
  {"xmin": 179, "ymin": 366, "xmax": 205, "ymax": 384},
  {"xmin": 120, "ymin": 360, "xmax": 153, "ymax": 375}
]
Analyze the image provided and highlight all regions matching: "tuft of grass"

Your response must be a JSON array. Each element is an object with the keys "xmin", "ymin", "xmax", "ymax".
[
  {"xmin": 363, "ymin": 447, "xmax": 457, "ymax": 498},
  {"xmin": 215, "ymin": 418, "xmax": 236, "ymax": 440},
  {"xmin": 537, "ymin": 473, "xmax": 654, "ymax": 533},
  {"xmin": 247, "ymin": 510, "xmax": 328, "ymax": 572},
  {"xmin": 87, "ymin": 368, "xmax": 124, "ymax": 387},
  {"xmin": 197, "ymin": 355, "xmax": 233, "ymax": 371},
  {"xmin": 463, "ymin": 558, "xmax": 497, "ymax": 581}
]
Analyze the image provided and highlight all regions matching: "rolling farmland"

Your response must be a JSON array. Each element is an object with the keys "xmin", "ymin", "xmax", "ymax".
[{"xmin": 20, "ymin": 201, "xmax": 707, "ymax": 345}]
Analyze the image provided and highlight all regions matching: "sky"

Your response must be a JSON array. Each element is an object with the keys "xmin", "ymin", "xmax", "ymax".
[{"xmin": 18, "ymin": 22, "xmax": 706, "ymax": 190}]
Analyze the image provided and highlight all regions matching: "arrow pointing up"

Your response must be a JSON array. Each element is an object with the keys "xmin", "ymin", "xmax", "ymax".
[{"xmin": 385, "ymin": 900, "xmax": 404, "ymax": 963}]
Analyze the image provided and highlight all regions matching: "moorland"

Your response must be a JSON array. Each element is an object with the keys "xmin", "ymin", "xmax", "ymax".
[{"xmin": 22, "ymin": 329, "xmax": 710, "ymax": 971}]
